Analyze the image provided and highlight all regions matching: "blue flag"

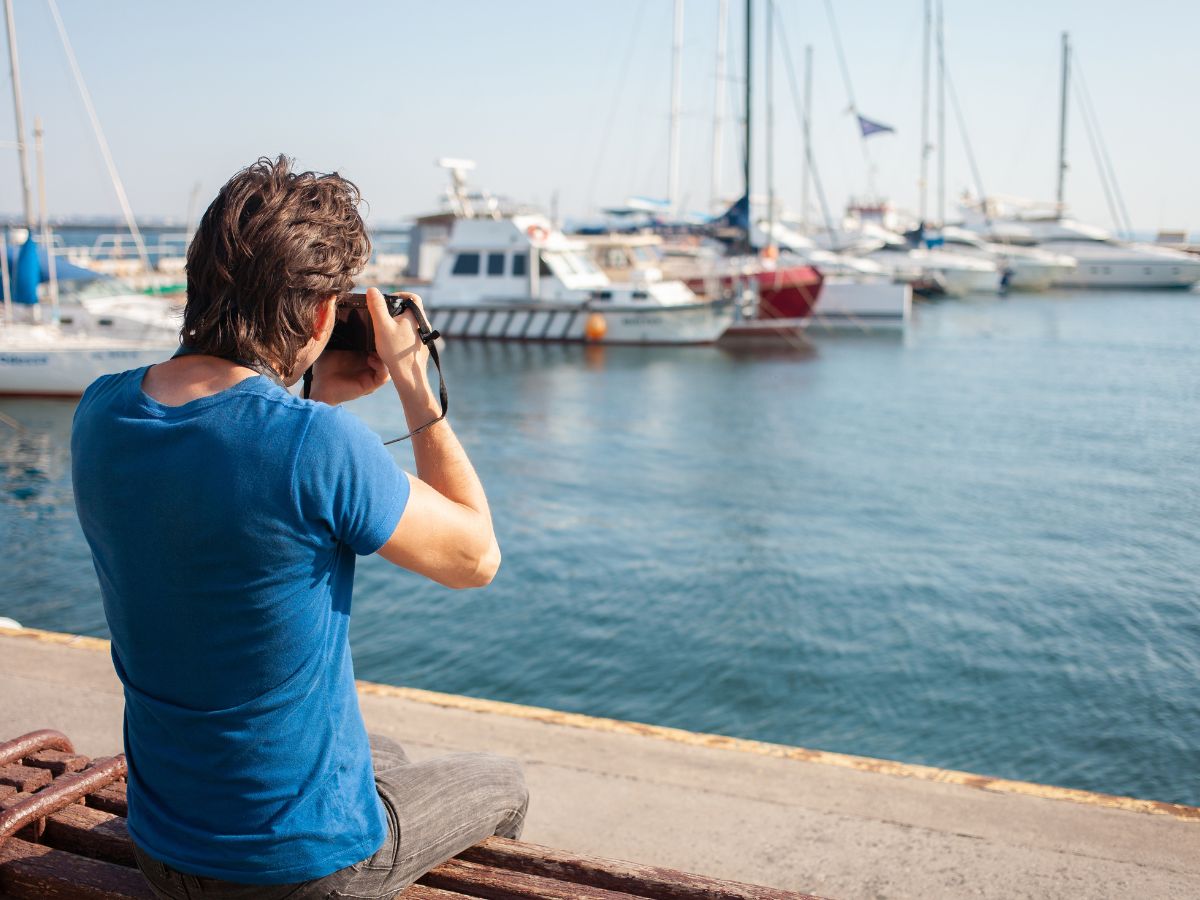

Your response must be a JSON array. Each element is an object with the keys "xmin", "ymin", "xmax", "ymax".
[{"xmin": 857, "ymin": 114, "xmax": 896, "ymax": 138}]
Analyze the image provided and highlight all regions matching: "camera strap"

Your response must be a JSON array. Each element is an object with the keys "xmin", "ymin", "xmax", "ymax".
[{"xmin": 383, "ymin": 300, "xmax": 447, "ymax": 444}]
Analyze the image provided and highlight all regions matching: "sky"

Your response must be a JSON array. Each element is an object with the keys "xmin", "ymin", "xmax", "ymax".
[{"xmin": 1, "ymin": 0, "xmax": 1197, "ymax": 233}]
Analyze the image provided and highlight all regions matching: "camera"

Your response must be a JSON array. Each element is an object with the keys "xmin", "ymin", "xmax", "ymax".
[{"xmin": 327, "ymin": 292, "xmax": 411, "ymax": 353}]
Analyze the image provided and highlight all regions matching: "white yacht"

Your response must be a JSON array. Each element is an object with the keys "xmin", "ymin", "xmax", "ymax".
[
  {"xmin": 940, "ymin": 226, "xmax": 1076, "ymax": 291},
  {"xmin": 975, "ymin": 217, "xmax": 1200, "ymax": 290},
  {"xmin": 1, "ymin": 280, "xmax": 180, "ymax": 397},
  {"xmin": 420, "ymin": 215, "xmax": 730, "ymax": 344},
  {"xmin": 820, "ymin": 221, "xmax": 998, "ymax": 298},
  {"xmin": 405, "ymin": 162, "xmax": 732, "ymax": 344}
]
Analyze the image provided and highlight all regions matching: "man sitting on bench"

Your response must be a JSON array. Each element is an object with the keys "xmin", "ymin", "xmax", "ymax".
[{"xmin": 71, "ymin": 155, "xmax": 527, "ymax": 899}]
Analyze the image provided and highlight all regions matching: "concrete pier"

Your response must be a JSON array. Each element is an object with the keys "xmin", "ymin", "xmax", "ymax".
[{"xmin": 1, "ymin": 626, "xmax": 1196, "ymax": 899}]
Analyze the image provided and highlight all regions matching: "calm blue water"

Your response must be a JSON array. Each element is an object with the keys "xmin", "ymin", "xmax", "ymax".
[{"xmin": 2, "ymin": 291, "xmax": 1198, "ymax": 806}]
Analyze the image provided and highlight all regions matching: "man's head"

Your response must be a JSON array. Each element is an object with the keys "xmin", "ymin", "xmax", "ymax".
[{"xmin": 183, "ymin": 155, "xmax": 371, "ymax": 380}]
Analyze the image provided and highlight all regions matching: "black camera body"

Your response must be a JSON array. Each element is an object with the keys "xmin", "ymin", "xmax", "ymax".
[{"xmin": 327, "ymin": 292, "xmax": 412, "ymax": 353}]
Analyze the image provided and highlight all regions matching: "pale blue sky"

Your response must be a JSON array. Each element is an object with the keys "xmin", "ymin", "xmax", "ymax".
[{"xmin": 2, "ymin": 1, "xmax": 1197, "ymax": 231}]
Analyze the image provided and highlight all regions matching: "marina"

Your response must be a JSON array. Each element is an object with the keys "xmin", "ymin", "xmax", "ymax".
[
  {"xmin": 4, "ymin": 291, "xmax": 1198, "ymax": 811},
  {"xmin": 0, "ymin": 1, "xmax": 1198, "ymax": 895}
]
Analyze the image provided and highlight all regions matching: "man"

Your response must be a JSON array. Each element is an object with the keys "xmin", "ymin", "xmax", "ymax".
[{"xmin": 71, "ymin": 156, "xmax": 527, "ymax": 899}]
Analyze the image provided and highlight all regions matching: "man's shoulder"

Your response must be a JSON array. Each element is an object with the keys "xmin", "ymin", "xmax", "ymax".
[
  {"xmin": 296, "ymin": 400, "xmax": 385, "ymax": 455},
  {"xmin": 74, "ymin": 367, "xmax": 144, "ymax": 423}
]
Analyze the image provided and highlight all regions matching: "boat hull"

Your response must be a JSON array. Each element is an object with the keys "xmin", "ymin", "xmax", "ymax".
[
  {"xmin": 0, "ymin": 343, "xmax": 173, "ymax": 396},
  {"xmin": 1051, "ymin": 258, "xmax": 1200, "ymax": 289},
  {"xmin": 808, "ymin": 278, "xmax": 912, "ymax": 331},
  {"xmin": 685, "ymin": 265, "xmax": 823, "ymax": 320},
  {"xmin": 427, "ymin": 300, "xmax": 733, "ymax": 345}
]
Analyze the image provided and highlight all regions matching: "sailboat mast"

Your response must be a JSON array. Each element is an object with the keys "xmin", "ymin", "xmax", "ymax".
[
  {"xmin": 1055, "ymin": 32, "xmax": 1070, "ymax": 215},
  {"xmin": 668, "ymin": 0, "xmax": 685, "ymax": 215},
  {"xmin": 919, "ymin": 0, "xmax": 931, "ymax": 223},
  {"xmin": 800, "ymin": 44, "xmax": 812, "ymax": 232},
  {"xmin": 34, "ymin": 118, "xmax": 57, "ymax": 314},
  {"xmin": 766, "ymin": 0, "xmax": 776, "ymax": 252},
  {"xmin": 3, "ymin": 0, "xmax": 34, "ymax": 229},
  {"xmin": 743, "ymin": 0, "xmax": 752, "ymax": 250},
  {"xmin": 936, "ymin": 0, "xmax": 946, "ymax": 228},
  {"xmin": 710, "ymin": 0, "xmax": 728, "ymax": 212}
]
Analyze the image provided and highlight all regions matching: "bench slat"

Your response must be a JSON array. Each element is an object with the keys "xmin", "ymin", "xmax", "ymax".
[
  {"xmin": 463, "ymin": 836, "xmax": 819, "ymax": 900},
  {"xmin": 82, "ymin": 786, "xmax": 126, "ymax": 819},
  {"xmin": 24, "ymin": 752, "xmax": 90, "ymax": 778},
  {"xmin": 403, "ymin": 887, "xmax": 481, "ymax": 900},
  {"xmin": 0, "ymin": 837, "xmax": 154, "ymax": 899},
  {"xmin": 0, "ymin": 767, "xmax": 51, "ymax": 794},
  {"xmin": 421, "ymin": 857, "xmax": 640, "ymax": 900},
  {"xmin": 41, "ymin": 806, "xmax": 135, "ymax": 868}
]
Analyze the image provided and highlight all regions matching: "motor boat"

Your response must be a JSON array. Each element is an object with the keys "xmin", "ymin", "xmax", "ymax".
[
  {"xmin": 940, "ymin": 226, "xmax": 1076, "ymax": 292},
  {"xmin": 971, "ymin": 216, "xmax": 1200, "ymax": 290},
  {"xmin": 414, "ymin": 215, "xmax": 731, "ymax": 345}
]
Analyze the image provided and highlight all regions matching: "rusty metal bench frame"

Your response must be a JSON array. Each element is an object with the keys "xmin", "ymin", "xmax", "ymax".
[{"xmin": 0, "ymin": 730, "xmax": 820, "ymax": 899}]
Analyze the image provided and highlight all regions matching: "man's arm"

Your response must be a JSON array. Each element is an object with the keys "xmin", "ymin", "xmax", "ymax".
[{"xmin": 366, "ymin": 288, "xmax": 500, "ymax": 589}]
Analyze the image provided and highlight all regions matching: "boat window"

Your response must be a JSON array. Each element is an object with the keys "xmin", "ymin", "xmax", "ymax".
[
  {"xmin": 452, "ymin": 253, "xmax": 481, "ymax": 275},
  {"xmin": 512, "ymin": 253, "xmax": 527, "ymax": 277},
  {"xmin": 566, "ymin": 252, "xmax": 602, "ymax": 277},
  {"xmin": 632, "ymin": 246, "xmax": 659, "ymax": 264},
  {"xmin": 601, "ymin": 248, "xmax": 630, "ymax": 269},
  {"xmin": 486, "ymin": 252, "xmax": 505, "ymax": 276},
  {"xmin": 539, "ymin": 255, "xmax": 553, "ymax": 277}
]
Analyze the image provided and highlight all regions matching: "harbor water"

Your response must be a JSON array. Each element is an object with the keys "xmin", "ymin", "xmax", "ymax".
[{"xmin": 1, "ymin": 290, "xmax": 1197, "ymax": 807}]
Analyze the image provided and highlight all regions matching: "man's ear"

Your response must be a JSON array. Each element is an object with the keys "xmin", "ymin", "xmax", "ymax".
[{"xmin": 313, "ymin": 295, "xmax": 338, "ymax": 340}]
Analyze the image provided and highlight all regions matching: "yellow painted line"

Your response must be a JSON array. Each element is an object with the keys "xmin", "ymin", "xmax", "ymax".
[
  {"xmin": 0, "ymin": 623, "xmax": 110, "ymax": 652},
  {"xmin": 5, "ymin": 625, "xmax": 1197, "ymax": 822}
]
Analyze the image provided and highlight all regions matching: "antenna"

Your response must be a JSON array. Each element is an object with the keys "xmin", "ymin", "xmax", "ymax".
[{"xmin": 438, "ymin": 158, "xmax": 477, "ymax": 218}]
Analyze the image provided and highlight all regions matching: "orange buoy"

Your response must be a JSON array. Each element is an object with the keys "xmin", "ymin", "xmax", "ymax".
[
  {"xmin": 584, "ymin": 312, "xmax": 607, "ymax": 342},
  {"xmin": 526, "ymin": 224, "xmax": 549, "ymax": 242}
]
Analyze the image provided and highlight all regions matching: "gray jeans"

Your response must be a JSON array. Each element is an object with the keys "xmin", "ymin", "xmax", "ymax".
[{"xmin": 133, "ymin": 734, "xmax": 528, "ymax": 900}]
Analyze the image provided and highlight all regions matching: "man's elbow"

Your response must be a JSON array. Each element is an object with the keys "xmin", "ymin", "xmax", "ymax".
[
  {"xmin": 449, "ymin": 540, "xmax": 501, "ymax": 589},
  {"xmin": 471, "ymin": 542, "xmax": 502, "ymax": 587}
]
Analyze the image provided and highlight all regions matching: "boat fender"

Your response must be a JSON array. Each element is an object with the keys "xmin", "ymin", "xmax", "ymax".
[{"xmin": 584, "ymin": 313, "xmax": 607, "ymax": 342}]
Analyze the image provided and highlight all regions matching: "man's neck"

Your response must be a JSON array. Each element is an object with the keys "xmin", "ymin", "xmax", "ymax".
[{"xmin": 140, "ymin": 355, "xmax": 261, "ymax": 407}]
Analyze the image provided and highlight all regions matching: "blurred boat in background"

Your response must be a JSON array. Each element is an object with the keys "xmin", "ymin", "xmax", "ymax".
[{"xmin": 399, "ymin": 161, "xmax": 732, "ymax": 345}]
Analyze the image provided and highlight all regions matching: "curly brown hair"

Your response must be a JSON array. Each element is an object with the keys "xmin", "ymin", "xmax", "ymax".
[{"xmin": 182, "ymin": 155, "xmax": 371, "ymax": 378}]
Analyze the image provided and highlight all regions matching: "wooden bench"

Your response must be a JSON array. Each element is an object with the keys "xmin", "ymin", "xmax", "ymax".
[{"xmin": 0, "ymin": 730, "xmax": 822, "ymax": 899}]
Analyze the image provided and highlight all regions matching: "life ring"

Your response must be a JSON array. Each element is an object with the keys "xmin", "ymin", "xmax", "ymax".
[{"xmin": 526, "ymin": 224, "xmax": 549, "ymax": 242}]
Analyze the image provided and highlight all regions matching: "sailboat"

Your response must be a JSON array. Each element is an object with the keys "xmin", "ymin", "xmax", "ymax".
[
  {"xmin": 963, "ymin": 34, "xmax": 1200, "ymax": 290},
  {"xmin": 0, "ymin": 0, "xmax": 178, "ymax": 397}
]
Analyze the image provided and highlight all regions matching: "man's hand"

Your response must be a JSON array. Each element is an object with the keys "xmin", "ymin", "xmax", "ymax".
[
  {"xmin": 309, "ymin": 350, "xmax": 390, "ymax": 406},
  {"xmin": 366, "ymin": 288, "xmax": 439, "ymax": 424}
]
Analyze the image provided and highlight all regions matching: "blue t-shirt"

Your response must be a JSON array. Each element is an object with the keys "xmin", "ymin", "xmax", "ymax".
[{"xmin": 71, "ymin": 367, "xmax": 410, "ymax": 884}]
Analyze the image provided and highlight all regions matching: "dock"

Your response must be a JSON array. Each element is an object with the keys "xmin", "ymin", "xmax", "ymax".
[{"xmin": 1, "ymin": 626, "xmax": 1196, "ymax": 899}]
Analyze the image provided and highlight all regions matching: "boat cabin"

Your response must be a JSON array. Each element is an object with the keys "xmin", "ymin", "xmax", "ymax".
[{"xmin": 428, "ymin": 215, "xmax": 695, "ymax": 307}]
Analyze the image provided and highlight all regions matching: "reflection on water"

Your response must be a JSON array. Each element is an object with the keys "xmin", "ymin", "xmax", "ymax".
[
  {"xmin": 2, "ymin": 292, "xmax": 1199, "ymax": 806},
  {"xmin": 0, "ymin": 403, "xmax": 74, "ymax": 512}
]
